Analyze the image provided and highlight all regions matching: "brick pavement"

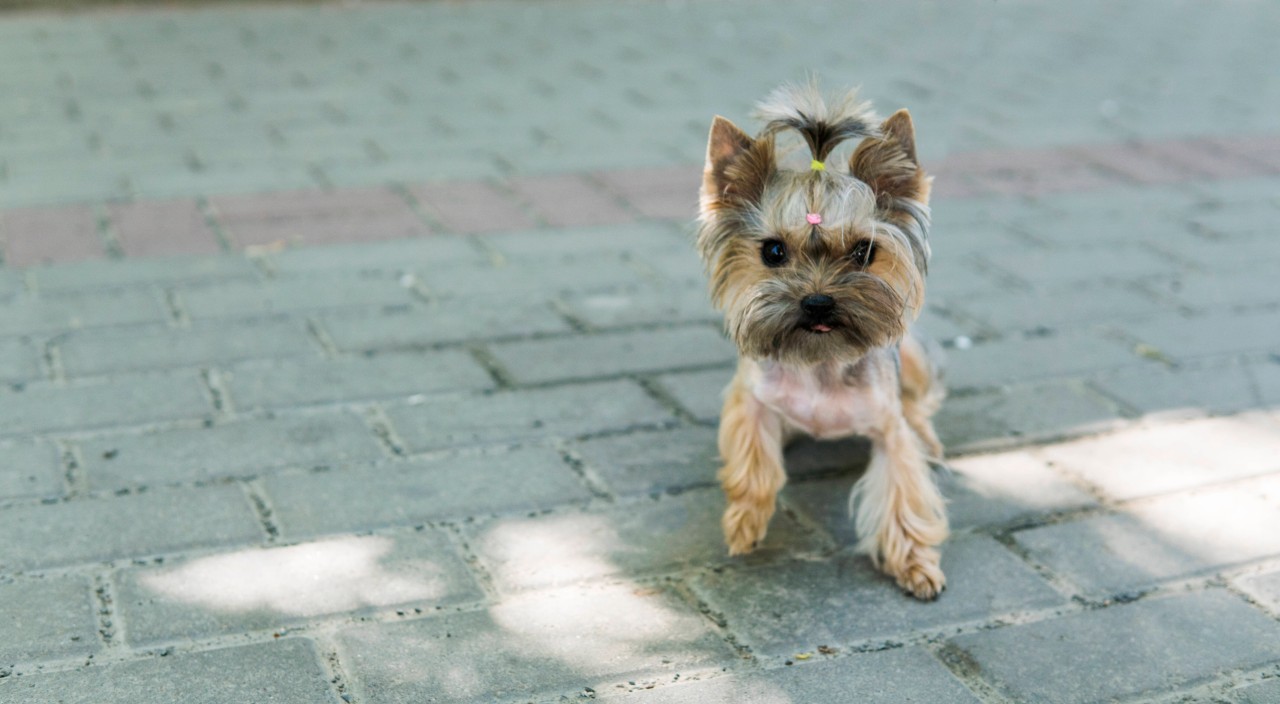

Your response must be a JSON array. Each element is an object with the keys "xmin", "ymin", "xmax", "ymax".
[{"xmin": 2, "ymin": 1, "xmax": 1280, "ymax": 703}]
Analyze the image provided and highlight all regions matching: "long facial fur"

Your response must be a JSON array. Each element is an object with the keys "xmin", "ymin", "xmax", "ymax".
[{"xmin": 699, "ymin": 84, "xmax": 932, "ymax": 366}]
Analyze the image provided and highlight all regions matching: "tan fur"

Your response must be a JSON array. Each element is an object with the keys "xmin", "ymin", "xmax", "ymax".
[{"xmin": 700, "ymin": 84, "xmax": 948, "ymax": 600}]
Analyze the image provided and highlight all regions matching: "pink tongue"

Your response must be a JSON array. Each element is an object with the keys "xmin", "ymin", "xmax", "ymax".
[{"xmin": 812, "ymin": 324, "xmax": 832, "ymax": 333}]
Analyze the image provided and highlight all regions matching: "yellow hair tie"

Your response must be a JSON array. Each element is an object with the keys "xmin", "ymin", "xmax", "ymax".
[{"xmin": 810, "ymin": 159, "xmax": 825, "ymax": 171}]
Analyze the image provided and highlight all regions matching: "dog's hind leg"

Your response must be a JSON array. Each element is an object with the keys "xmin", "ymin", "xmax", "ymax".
[{"xmin": 899, "ymin": 329, "xmax": 946, "ymax": 462}]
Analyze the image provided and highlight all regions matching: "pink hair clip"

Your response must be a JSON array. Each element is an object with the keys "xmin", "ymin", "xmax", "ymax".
[{"xmin": 806, "ymin": 213, "xmax": 823, "ymax": 225}]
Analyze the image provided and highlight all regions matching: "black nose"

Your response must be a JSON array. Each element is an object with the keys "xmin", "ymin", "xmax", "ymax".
[{"xmin": 801, "ymin": 294, "xmax": 835, "ymax": 317}]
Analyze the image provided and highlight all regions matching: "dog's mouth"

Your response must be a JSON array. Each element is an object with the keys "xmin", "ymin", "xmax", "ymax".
[{"xmin": 804, "ymin": 322, "xmax": 835, "ymax": 334}]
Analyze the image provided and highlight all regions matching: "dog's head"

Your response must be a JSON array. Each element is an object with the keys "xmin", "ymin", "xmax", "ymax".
[{"xmin": 697, "ymin": 83, "xmax": 932, "ymax": 365}]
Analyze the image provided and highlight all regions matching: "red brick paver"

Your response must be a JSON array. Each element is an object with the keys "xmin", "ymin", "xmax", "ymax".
[
  {"xmin": 409, "ymin": 181, "xmax": 536, "ymax": 234},
  {"xmin": 108, "ymin": 199, "xmax": 221, "ymax": 257},
  {"xmin": 507, "ymin": 174, "xmax": 635, "ymax": 228},
  {"xmin": 1, "ymin": 205, "xmax": 105, "ymax": 267}
]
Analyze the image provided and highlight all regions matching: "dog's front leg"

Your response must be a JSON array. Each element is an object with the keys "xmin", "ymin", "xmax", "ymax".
[
  {"xmin": 718, "ymin": 374, "xmax": 785, "ymax": 556},
  {"xmin": 852, "ymin": 418, "xmax": 949, "ymax": 600}
]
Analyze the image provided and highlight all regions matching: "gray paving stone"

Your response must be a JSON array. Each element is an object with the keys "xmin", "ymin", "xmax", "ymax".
[
  {"xmin": 223, "ymin": 350, "xmax": 493, "ymax": 410},
  {"xmin": 690, "ymin": 535, "xmax": 1064, "ymax": 659},
  {"xmin": 423, "ymin": 256, "xmax": 652, "ymax": 299},
  {"xmin": 1124, "ymin": 309, "xmax": 1280, "ymax": 361},
  {"xmin": 0, "ymin": 485, "xmax": 261, "ymax": 572},
  {"xmin": 945, "ymin": 331, "xmax": 1143, "ymax": 390},
  {"xmin": 0, "ymin": 575, "xmax": 97, "ymax": 664},
  {"xmin": 950, "ymin": 590, "xmax": 1280, "ymax": 704},
  {"xmin": 1234, "ymin": 679, "xmax": 1280, "ymax": 704},
  {"xmin": 651, "ymin": 367, "xmax": 733, "ymax": 423},
  {"xmin": 1233, "ymin": 569, "xmax": 1280, "ymax": 614},
  {"xmin": 0, "ymin": 441, "xmax": 62, "ymax": 501},
  {"xmin": 266, "ymin": 448, "xmax": 591, "ymax": 538},
  {"xmin": 319, "ymin": 299, "xmax": 571, "ymax": 351},
  {"xmin": 117, "ymin": 530, "xmax": 483, "ymax": 645},
  {"xmin": 0, "ymin": 373, "xmax": 211, "ymax": 438},
  {"xmin": 1013, "ymin": 483, "xmax": 1280, "ymax": 595},
  {"xmin": 935, "ymin": 382, "xmax": 1121, "ymax": 450},
  {"xmin": 77, "ymin": 412, "xmax": 385, "ymax": 491},
  {"xmin": 0, "ymin": 289, "xmax": 168, "ymax": 335},
  {"xmin": 490, "ymin": 327, "xmax": 736, "ymax": 384},
  {"xmin": 571, "ymin": 426, "xmax": 718, "ymax": 496},
  {"xmin": 1249, "ymin": 358, "xmax": 1280, "ymax": 407},
  {"xmin": 0, "ymin": 638, "xmax": 337, "ymax": 703},
  {"xmin": 468, "ymin": 488, "xmax": 820, "ymax": 593},
  {"xmin": 1037, "ymin": 413, "xmax": 1280, "ymax": 500},
  {"xmin": 178, "ymin": 275, "xmax": 415, "ymax": 319},
  {"xmin": 29, "ymin": 255, "xmax": 258, "ymax": 293},
  {"xmin": 479, "ymin": 222, "xmax": 687, "ymax": 261},
  {"xmin": 265, "ymin": 235, "xmax": 488, "ymax": 274},
  {"xmin": 1091, "ymin": 361, "xmax": 1261, "ymax": 417},
  {"xmin": 384, "ymin": 380, "xmax": 674, "ymax": 452},
  {"xmin": 0, "ymin": 338, "xmax": 40, "ymax": 383},
  {"xmin": 598, "ymin": 648, "xmax": 980, "ymax": 703},
  {"xmin": 57, "ymin": 318, "xmax": 317, "ymax": 376},
  {"xmin": 978, "ymin": 245, "xmax": 1185, "ymax": 289},
  {"xmin": 949, "ymin": 283, "xmax": 1174, "ymax": 334},
  {"xmin": 337, "ymin": 583, "xmax": 733, "ymax": 704},
  {"xmin": 560, "ymin": 284, "xmax": 720, "ymax": 328}
]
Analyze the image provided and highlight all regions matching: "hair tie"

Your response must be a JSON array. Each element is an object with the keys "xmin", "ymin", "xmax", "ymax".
[
  {"xmin": 810, "ymin": 159, "xmax": 825, "ymax": 171},
  {"xmin": 806, "ymin": 213, "xmax": 823, "ymax": 225}
]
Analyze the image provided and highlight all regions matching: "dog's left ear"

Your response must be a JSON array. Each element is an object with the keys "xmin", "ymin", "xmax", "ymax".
[
  {"xmin": 849, "ymin": 109, "xmax": 930, "ymax": 207},
  {"xmin": 702, "ymin": 116, "xmax": 772, "ymax": 209}
]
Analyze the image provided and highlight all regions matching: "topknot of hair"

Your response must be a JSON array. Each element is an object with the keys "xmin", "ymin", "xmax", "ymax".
[{"xmin": 753, "ymin": 80, "xmax": 879, "ymax": 163}]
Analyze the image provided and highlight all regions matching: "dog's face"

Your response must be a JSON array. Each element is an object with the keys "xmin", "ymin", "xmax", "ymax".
[{"xmin": 697, "ymin": 90, "xmax": 932, "ymax": 365}]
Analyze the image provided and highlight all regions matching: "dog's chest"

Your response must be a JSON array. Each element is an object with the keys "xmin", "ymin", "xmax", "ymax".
[{"xmin": 751, "ymin": 361, "xmax": 889, "ymax": 439}]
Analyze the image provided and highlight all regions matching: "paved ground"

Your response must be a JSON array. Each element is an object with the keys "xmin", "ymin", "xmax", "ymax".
[{"xmin": 2, "ymin": 1, "xmax": 1280, "ymax": 703}]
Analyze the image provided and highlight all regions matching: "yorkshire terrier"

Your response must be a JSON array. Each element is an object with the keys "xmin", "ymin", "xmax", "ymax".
[{"xmin": 697, "ymin": 83, "xmax": 948, "ymax": 600}]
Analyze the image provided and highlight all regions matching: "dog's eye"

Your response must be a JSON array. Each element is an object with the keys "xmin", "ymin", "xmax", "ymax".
[
  {"xmin": 760, "ymin": 239, "xmax": 788, "ymax": 267},
  {"xmin": 850, "ymin": 239, "xmax": 876, "ymax": 267}
]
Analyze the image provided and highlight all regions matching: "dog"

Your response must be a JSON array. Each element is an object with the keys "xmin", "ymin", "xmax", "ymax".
[{"xmin": 696, "ymin": 82, "xmax": 948, "ymax": 600}]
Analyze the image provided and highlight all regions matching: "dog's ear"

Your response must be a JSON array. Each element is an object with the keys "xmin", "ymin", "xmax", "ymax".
[
  {"xmin": 849, "ymin": 109, "xmax": 930, "ymax": 207},
  {"xmin": 702, "ymin": 116, "xmax": 772, "ymax": 209}
]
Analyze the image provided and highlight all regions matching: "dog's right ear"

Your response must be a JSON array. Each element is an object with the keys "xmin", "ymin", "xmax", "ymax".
[{"xmin": 702, "ymin": 116, "xmax": 772, "ymax": 209}]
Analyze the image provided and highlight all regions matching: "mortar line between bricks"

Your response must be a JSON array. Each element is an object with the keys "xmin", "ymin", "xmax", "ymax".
[
  {"xmin": 92, "ymin": 572, "xmax": 126, "ymax": 652},
  {"xmin": 437, "ymin": 522, "xmax": 502, "ymax": 603},
  {"xmin": 362, "ymin": 403, "xmax": 408, "ymax": 457},
  {"xmin": 1136, "ymin": 662, "xmax": 1280, "ymax": 704},
  {"xmin": 240, "ymin": 478, "xmax": 281, "ymax": 542},
  {"xmin": 95, "ymin": 203, "xmax": 124, "ymax": 260},
  {"xmin": 40, "ymin": 338, "xmax": 66, "ymax": 382},
  {"xmin": 196, "ymin": 195, "xmax": 234, "ymax": 254},
  {"xmin": 163, "ymin": 288, "xmax": 192, "ymax": 327},
  {"xmin": 927, "ymin": 641, "xmax": 1017, "ymax": 704},
  {"xmin": 391, "ymin": 181, "xmax": 446, "ymax": 234},
  {"xmin": 304, "ymin": 316, "xmax": 340, "ymax": 357},
  {"xmin": 553, "ymin": 440, "xmax": 616, "ymax": 502},
  {"xmin": 309, "ymin": 632, "xmax": 358, "ymax": 704},
  {"xmin": 198, "ymin": 367, "xmax": 236, "ymax": 419},
  {"xmin": 56, "ymin": 439, "xmax": 87, "ymax": 499}
]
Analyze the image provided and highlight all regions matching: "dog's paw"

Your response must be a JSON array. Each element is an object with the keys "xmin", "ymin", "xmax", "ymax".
[
  {"xmin": 723, "ymin": 501, "xmax": 771, "ymax": 556},
  {"xmin": 889, "ymin": 548, "xmax": 946, "ymax": 601}
]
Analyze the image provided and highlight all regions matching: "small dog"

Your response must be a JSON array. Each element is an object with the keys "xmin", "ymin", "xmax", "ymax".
[{"xmin": 697, "ymin": 82, "xmax": 949, "ymax": 600}]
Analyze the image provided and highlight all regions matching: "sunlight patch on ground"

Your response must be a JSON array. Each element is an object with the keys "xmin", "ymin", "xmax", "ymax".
[{"xmin": 138, "ymin": 535, "xmax": 447, "ymax": 616}]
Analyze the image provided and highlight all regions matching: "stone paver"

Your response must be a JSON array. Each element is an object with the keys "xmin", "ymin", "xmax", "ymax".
[
  {"xmin": 116, "ymin": 531, "xmax": 483, "ymax": 645},
  {"xmin": 76, "ymin": 411, "xmax": 386, "ymax": 490},
  {"xmin": 264, "ymin": 448, "xmax": 591, "ymax": 538},
  {"xmin": 0, "ymin": 373, "xmax": 212, "ymax": 437},
  {"xmin": 383, "ymin": 381, "xmax": 674, "ymax": 452},
  {"xmin": 467, "ymin": 488, "xmax": 821, "ymax": 593},
  {"xmin": 336, "ymin": 583, "xmax": 733, "ymax": 704},
  {"xmin": 691, "ymin": 536, "xmax": 1065, "ymax": 659},
  {"xmin": 0, "ymin": 485, "xmax": 261, "ymax": 572},
  {"xmin": 0, "ymin": 639, "xmax": 337, "ymax": 702},
  {"xmin": 0, "ymin": 441, "xmax": 62, "ymax": 501},
  {"xmin": 222, "ymin": 350, "xmax": 493, "ymax": 409},
  {"xmin": 1, "ymin": 0, "xmax": 1279, "ymax": 700},
  {"xmin": 490, "ymin": 326, "xmax": 736, "ymax": 384},
  {"xmin": 950, "ymin": 590, "xmax": 1280, "ymax": 704},
  {"xmin": 0, "ymin": 576, "xmax": 98, "ymax": 665},
  {"xmin": 599, "ymin": 647, "xmax": 980, "ymax": 703},
  {"xmin": 1014, "ymin": 482, "xmax": 1280, "ymax": 595}
]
